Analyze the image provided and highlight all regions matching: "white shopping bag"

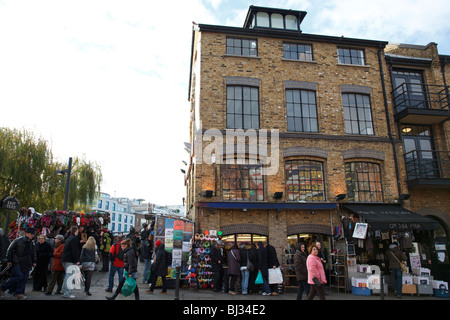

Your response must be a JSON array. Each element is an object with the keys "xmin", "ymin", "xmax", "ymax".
[{"xmin": 268, "ymin": 267, "xmax": 283, "ymax": 284}]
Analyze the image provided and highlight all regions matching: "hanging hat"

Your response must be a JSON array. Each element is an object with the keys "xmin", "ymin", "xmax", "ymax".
[
  {"xmin": 25, "ymin": 228, "xmax": 36, "ymax": 235},
  {"xmin": 155, "ymin": 240, "xmax": 162, "ymax": 247}
]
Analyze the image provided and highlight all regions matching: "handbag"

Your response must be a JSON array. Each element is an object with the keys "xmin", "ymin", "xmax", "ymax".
[
  {"xmin": 390, "ymin": 250, "xmax": 407, "ymax": 273},
  {"xmin": 246, "ymin": 254, "xmax": 254, "ymax": 272},
  {"xmin": 268, "ymin": 267, "xmax": 283, "ymax": 284},
  {"xmin": 313, "ymin": 276, "xmax": 323, "ymax": 287},
  {"xmin": 255, "ymin": 271, "xmax": 264, "ymax": 285},
  {"xmin": 121, "ymin": 271, "xmax": 137, "ymax": 297}
]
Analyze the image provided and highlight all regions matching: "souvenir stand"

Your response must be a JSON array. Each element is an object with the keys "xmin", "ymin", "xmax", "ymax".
[
  {"xmin": 338, "ymin": 204, "xmax": 448, "ymax": 297},
  {"xmin": 153, "ymin": 214, "xmax": 194, "ymax": 286},
  {"xmin": 8, "ymin": 207, "xmax": 110, "ymax": 240},
  {"xmin": 187, "ymin": 230, "xmax": 223, "ymax": 290}
]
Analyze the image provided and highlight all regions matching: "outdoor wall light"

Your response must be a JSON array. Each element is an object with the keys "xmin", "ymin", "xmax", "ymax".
[
  {"xmin": 202, "ymin": 190, "xmax": 213, "ymax": 198},
  {"xmin": 273, "ymin": 192, "xmax": 283, "ymax": 199},
  {"xmin": 335, "ymin": 194, "xmax": 346, "ymax": 201}
]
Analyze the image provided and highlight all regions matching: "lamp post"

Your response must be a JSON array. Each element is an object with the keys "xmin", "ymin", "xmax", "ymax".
[{"xmin": 55, "ymin": 157, "xmax": 72, "ymax": 211}]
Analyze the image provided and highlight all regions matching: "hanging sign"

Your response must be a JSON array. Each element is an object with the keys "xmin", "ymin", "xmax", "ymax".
[{"xmin": 1, "ymin": 196, "xmax": 20, "ymax": 210}]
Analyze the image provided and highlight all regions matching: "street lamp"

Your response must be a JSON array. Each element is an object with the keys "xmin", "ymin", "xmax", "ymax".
[{"xmin": 55, "ymin": 157, "xmax": 72, "ymax": 211}]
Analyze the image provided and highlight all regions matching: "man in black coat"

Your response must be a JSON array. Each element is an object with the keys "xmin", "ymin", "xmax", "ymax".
[
  {"xmin": 210, "ymin": 240, "xmax": 224, "ymax": 292},
  {"xmin": 61, "ymin": 226, "xmax": 80, "ymax": 298},
  {"xmin": 257, "ymin": 241, "xmax": 271, "ymax": 295},
  {"xmin": 0, "ymin": 228, "xmax": 36, "ymax": 299},
  {"xmin": 265, "ymin": 242, "xmax": 281, "ymax": 295},
  {"xmin": 147, "ymin": 240, "xmax": 169, "ymax": 294}
]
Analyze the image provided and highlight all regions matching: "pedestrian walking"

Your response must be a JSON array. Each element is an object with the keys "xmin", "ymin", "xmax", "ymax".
[
  {"xmin": 306, "ymin": 244, "xmax": 327, "ymax": 300},
  {"xmin": 294, "ymin": 242, "xmax": 310, "ymax": 300},
  {"xmin": 45, "ymin": 235, "xmax": 65, "ymax": 295},
  {"xmin": 227, "ymin": 244, "xmax": 241, "ymax": 295},
  {"xmin": 80, "ymin": 236, "xmax": 98, "ymax": 296},
  {"xmin": 61, "ymin": 226, "xmax": 81, "ymax": 298},
  {"xmin": 106, "ymin": 238, "xmax": 139, "ymax": 300},
  {"xmin": 106, "ymin": 235, "xmax": 124, "ymax": 293},
  {"xmin": 32, "ymin": 234, "xmax": 53, "ymax": 292},
  {"xmin": 147, "ymin": 240, "xmax": 169, "ymax": 295},
  {"xmin": 0, "ymin": 228, "xmax": 37, "ymax": 299}
]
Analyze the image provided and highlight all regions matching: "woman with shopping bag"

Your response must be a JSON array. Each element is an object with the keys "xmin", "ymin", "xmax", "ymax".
[{"xmin": 105, "ymin": 238, "xmax": 139, "ymax": 300}]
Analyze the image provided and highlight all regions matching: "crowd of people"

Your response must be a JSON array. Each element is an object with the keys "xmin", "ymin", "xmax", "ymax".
[
  {"xmin": 0, "ymin": 223, "xmax": 156, "ymax": 300},
  {"xmin": 207, "ymin": 240, "xmax": 328, "ymax": 300},
  {"xmin": 1, "ymin": 221, "xmax": 358, "ymax": 301}
]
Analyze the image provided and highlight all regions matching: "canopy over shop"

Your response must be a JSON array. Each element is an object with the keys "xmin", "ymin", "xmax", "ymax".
[{"xmin": 342, "ymin": 204, "xmax": 440, "ymax": 232}]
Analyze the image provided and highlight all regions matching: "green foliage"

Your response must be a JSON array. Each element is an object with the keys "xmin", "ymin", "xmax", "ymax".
[{"xmin": 0, "ymin": 127, "xmax": 102, "ymax": 213}]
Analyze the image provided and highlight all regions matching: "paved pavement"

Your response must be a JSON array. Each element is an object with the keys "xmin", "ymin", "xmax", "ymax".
[{"xmin": 0, "ymin": 260, "xmax": 448, "ymax": 301}]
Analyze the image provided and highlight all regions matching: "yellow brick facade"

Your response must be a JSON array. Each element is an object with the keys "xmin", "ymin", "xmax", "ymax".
[{"xmin": 185, "ymin": 8, "xmax": 450, "ymax": 279}]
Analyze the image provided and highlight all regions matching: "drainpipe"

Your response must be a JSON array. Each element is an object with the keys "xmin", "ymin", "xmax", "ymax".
[{"xmin": 378, "ymin": 45, "xmax": 403, "ymax": 198}]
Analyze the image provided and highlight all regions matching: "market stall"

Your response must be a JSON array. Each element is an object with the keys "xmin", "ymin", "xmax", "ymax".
[{"xmin": 336, "ymin": 203, "xmax": 448, "ymax": 297}]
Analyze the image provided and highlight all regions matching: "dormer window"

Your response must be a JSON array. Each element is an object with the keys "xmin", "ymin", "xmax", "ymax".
[{"xmin": 244, "ymin": 6, "xmax": 307, "ymax": 32}]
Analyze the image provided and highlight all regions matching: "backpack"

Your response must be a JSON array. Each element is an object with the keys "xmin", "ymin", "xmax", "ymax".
[{"xmin": 109, "ymin": 241, "xmax": 124, "ymax": 262}]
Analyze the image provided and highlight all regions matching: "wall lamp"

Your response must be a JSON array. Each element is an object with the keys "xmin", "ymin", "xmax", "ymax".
[
  {"xmin": 335, "ymin": 194, "xmax": 346, "ymax": 201},
  {"xmin": 273, "ymin": 192, "xmax": 283, "ymax": 200},
  {"xmin": 202, "ymin": 190, "xmax": 214, "ymax": 198}
]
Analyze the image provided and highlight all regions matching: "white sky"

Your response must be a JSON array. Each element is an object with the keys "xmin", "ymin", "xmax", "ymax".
[{"xmin": 1, "ymin": 0, "xmax": 449, "ymax": 206}]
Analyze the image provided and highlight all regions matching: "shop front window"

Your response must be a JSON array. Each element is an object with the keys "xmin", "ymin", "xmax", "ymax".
[{"xmin": 222, "ymin": 233, "xmax": 268, "ymax": 252}]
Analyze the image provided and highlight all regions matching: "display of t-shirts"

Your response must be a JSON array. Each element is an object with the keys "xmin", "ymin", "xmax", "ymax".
[{"xmin": 398, "ymin": 231, "xmax": 414, "ymax": 250}]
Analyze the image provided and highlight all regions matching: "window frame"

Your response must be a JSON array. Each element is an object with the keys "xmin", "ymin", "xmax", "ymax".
[
  {"xmin": 226, "ymin": 85, "xmax": 260, "ymax": 130},
  {"xmin": 285, "ymin": 159, "xmax": 325, "ymax": 202},
  {"xmin": 343, "ymin": 93, "xmax": 374, "ymax": 135},
  {"xmin": 283, "ymin": 42, "xmax": 313, "ymax": 61},
  {"xmin": 226, "ymin": 37, "xmax": 258, "ymax": 57},
  {"xmin": 345, "ymin": 162, "xmax": 384, "ymax": 203},
  {"xmin": 286, "ymin": 88, "xmax": 319, "ymax": 132},
  {"xmin": 337, "ymin": 47, "xmax": 366, "ymax": 66},
  {"xmin": 221, "ymin": 164, "xmax": 264, "ymax": 201}
]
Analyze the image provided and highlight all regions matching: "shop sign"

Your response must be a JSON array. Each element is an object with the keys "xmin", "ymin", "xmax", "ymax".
[{"xmin": 1, "ymin": 196, "xmax": 19, "ymax": 210}]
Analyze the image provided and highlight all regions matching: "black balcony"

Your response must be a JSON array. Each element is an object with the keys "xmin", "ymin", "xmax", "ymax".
[
  {"xmin": 404, "ymin": 150, "xmax": 450, "ymax": 188},
  {"xmin": 392, "ymin": 83, "xmax": 450, "ymax": 124}
]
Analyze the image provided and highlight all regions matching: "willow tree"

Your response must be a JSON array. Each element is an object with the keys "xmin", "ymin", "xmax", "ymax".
[{"xmin": 0, "ymin": 127, "xmax": 102, "ymax": 214}]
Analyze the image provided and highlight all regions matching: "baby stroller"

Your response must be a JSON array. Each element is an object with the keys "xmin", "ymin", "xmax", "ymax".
[{"xmin": 0, "ymin": 259, "xmax": 11, "ymax": 284}]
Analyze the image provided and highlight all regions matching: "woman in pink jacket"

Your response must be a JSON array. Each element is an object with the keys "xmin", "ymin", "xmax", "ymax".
[{"xmin": 306, "ymin": 244, "xmax": 327, "ymax": 300}]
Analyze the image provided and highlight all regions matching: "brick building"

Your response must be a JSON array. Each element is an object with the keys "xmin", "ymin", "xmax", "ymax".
[{"xmin": 185, "ymin": 6, "xmax": 450, "ymax": 283}]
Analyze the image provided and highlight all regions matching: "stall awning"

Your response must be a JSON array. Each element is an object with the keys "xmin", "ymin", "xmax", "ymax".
[{"xmin": 343, "ymin": 204, "xmax": 440, "ymax": 231}]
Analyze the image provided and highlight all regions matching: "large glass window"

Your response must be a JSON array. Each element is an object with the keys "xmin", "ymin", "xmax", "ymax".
[
  {"xmin": 345, "ymin": 162, "xmax": 383, "ymax": 202},
  {"xmin": 283, "ymin": 43, "xmax": 313, "ymax": 61},
  {"xmin": 227, "ymin": 86, "xmax": 259, "ymax": 129},
  {"xmin": 226, "ymin": 37, "xmax": 257, "ymax": 57},
  {"xmin": 338, "ymin": 48, "xmax": 365, "ymax": 65},
  {"xmin": 286, "ymin": 89, "xmax": 318, "ymax": 132},
  {"xmin": 285, "ymin": 160, "xmax": 325, "ymax": 201},
  {"xmin": 222, "ymin": 164, "xmax": 264, "ymax": 201},
  {"xmin": 343, "ymin": 93, "xmax": 374, "ymax": 135}
]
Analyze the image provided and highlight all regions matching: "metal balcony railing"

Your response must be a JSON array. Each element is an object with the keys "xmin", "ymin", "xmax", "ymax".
[
  {"xmin": 392, "ymin": 83, "xmax": 450, "ymax": 114},
  {"xmin": 404, "ymin": 150, "xmax": 450, "ymax": 181}
]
